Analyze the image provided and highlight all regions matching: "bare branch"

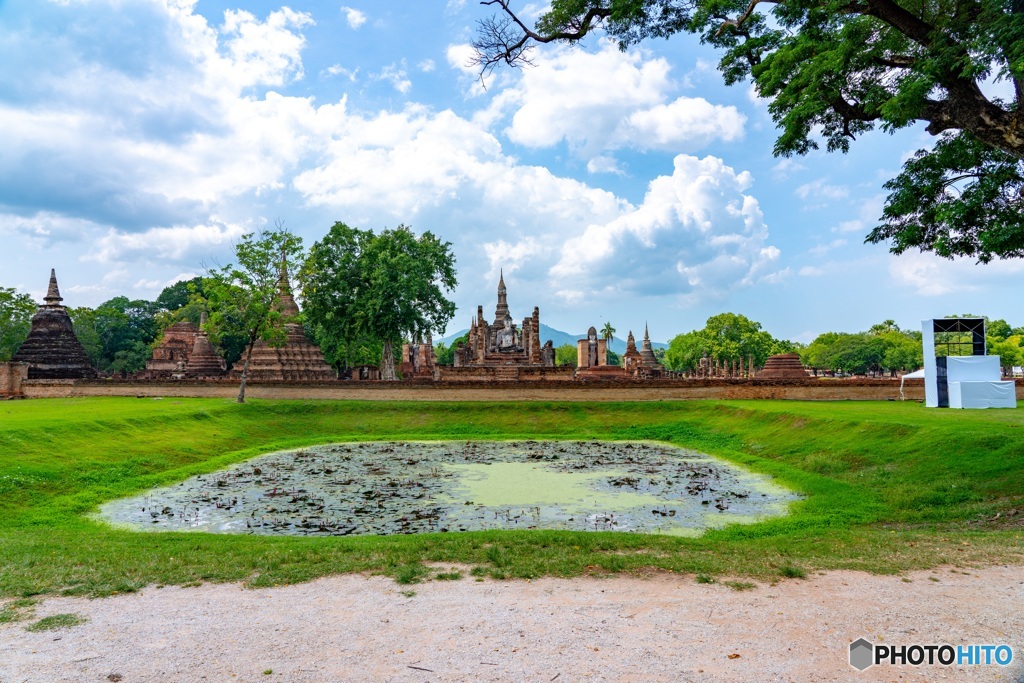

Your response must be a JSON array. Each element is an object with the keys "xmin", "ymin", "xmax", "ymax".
[{"xmin": 471, "ymin": 0, "xmax": 611, "ymax": 75}]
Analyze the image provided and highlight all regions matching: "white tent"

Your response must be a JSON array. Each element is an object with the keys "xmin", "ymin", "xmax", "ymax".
[{"xmin": 899, "ymin": 369, "xmax": 925, "ymax": 401}]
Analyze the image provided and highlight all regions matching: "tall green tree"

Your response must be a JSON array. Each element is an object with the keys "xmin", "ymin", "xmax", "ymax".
[
  {"xmin": 665, "ymin": 313, "xmax": 778, "ymax": 372},
  {"xmin": 300, "ymin": 222, "xmax": 458, "ymax": 381},
  {"xmin": 0, "ymin": 287, "xmax": 36, "ymax": 361},
  {"xmin": 474, "ymin": 0, "xmax": 1024, "ymax": 261},
  {"xmin": 155, "ymin": 277, "xmax": 206, "ymax": 312},
  {"xmin": 600, "ymin": 322, "xmax": 616, "ymax": 346},
  {"xmin": 91, "ymin": 297, "xmax": 161, "ymax": 373},
  {"xmin": 68, "ymin": 307, "xmax": 102, "ymax": 368},
  {"xmin": 204, "ymin": 228, "xmax": 304, "ymax": 403}
]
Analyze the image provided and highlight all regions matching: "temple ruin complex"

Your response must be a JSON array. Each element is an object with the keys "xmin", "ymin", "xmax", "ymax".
[
  {"xmin": 452, "ymin": 272, "xmax": 555, "ymax": 370},
  {"xmin": 229, "ymin": 256, "xmax": 336, "ymax": 382},
  {"xmin": 445, "ymin": 272, "xmax": 565, "ymax": 381}
]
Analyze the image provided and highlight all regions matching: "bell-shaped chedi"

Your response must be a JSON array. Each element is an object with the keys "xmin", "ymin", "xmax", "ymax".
[
  {"xmin": 229, "ymin": 255, "xmax": 336, "ymax": 382},
  {"xmin": 12, "ymin": 269, "xmax": 96, "ymax": 379},
  {"xmin": 639, "ymin": 324, "xmax": 664, "ymax": 372},
  {"xmin": 758, "ymin": 353, "xmax": 809, "ymax": 379},
  {"xmin": 185, "ymin": 313, "xmax": 227, "ymax": 376}
]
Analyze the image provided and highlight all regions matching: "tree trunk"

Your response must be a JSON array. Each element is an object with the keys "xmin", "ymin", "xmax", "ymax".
[
  {"xmin": 381, "ymin": 339, "xmax": 397, "ymax": 381},
  {"xmin": 237, "ymin": 339, "xmax": 256, "ymax": 403}
]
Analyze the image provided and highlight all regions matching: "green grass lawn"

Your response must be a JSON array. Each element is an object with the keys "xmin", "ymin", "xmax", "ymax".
[{"xmin": 0, "ymin": 397, "xmax": 1021, "ymax": 597}]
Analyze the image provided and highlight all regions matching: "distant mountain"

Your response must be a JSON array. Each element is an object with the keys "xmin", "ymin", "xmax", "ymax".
[{"xmin": 438, "ymin": 322, "xmax": 666, "ymax": 354}]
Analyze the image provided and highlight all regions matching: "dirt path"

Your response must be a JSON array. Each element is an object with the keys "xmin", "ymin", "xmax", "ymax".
[{"xmin": 1, "ymin": 566, "xmax": 1021, "ymax": 682}]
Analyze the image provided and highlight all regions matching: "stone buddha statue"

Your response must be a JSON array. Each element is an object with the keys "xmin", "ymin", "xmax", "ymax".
[{"xmin": 497, "ymin": 316, "xmax": 518, "ymax": 351}]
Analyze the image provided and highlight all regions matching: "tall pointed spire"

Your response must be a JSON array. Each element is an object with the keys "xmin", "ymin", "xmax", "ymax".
[
  {"xmin": 275, "ymin": 250, "xmax": 300, "ymax": 318},
  {"xmin": 639, "ymin": 321, "xmax": 662, "ymax": 369},
  {"xmin": 43, "ymin": 269, "xmax": 63, "ymax": 307},
  {"xmin": 493, "ymin": 268, "xmax": 510, "ymax": 324}
]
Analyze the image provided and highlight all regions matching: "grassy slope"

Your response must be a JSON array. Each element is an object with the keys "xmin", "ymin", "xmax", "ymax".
[{"xmin": 0, "ymin": 397, "xmax": 1021, "ymax": 597}]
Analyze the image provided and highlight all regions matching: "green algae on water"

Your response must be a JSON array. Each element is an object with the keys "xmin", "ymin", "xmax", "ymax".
[{"xmin": 99, "ymin": 440, "xmax": 799, "ymax": 536}]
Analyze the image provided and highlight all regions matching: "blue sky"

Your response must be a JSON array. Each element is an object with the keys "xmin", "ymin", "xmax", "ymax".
[{"xmin": 2, "ymin": 0, "xmax": 1022, "ymax": 344}]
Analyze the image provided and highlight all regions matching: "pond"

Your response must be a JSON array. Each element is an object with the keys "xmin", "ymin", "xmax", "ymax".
[{"xmin": 99, "ymin": 441, "xmax": 799, "ymax": 537}]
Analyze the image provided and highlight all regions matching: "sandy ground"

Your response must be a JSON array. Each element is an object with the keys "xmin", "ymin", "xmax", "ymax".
[{"xmin": 1, "ymin": 566, "xmax": 1022, "ymax": 683}]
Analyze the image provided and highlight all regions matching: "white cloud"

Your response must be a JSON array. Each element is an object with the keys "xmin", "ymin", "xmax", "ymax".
[
  {"xmin": 293, "ymin": 106, "xmax": 626, "ymax": 225},
  {"xmin": 374, "ymin": 62, "xmax": 412, "ymax": 94},
  {"xmin": 888, "ymin": 252, "xmax": 1024, "ymax": 297},
  {"xmin": 831, "ymin": 195, "xmax": 884, "ymax": 234},
  {"xmin": 418, "ymin": 59, "xmax": 436, "ymax": 73},
  {"xmin": 550, "ymin": 154, "xmax": 781, "ymax": 301},
  {"xmin": 494, "ymin": 41, "xmax": 744, "ymax": 156},
  {"xmin": 795, "ymin": 178, "xmax": 849, "ymax": 202},
  {"xmin": 799, "ymin": 265, "xmax": 826, "ymax": 277},
  {"xmin": 771, "ymin": 158, "xmax": 807, "ymax": 181},
  {"xmin": 86, "ymin": 222, "xmax": 248, "ymax": 265},
  {"xmin": 587, "ymin": 156, "xmax": 625, "ymax": 175},
  {"xmin": 324, "ymin": 64, "xmax": 359, "ymax": 81},
  {"xmin": 340, "ymin": 6, "xmax": 367, "ymax": 29},
  {"xmin": 220, "ymin": 8, "xmax": 314, "ymax": 88}
]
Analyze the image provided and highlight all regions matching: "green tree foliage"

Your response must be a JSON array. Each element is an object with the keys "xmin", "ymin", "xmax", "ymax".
[
  {"xmin": 988, "ymin": 336, "xmax": 1023, "ymax": 373},
  {"xmin": 68, "ymin": 307, "xmax": 102, "ymax": 368},
  {"xmin": 155, "ymin": 277, "xmax": 206, "ymax": 312},
  {"xmin": 664, "ymin": 313, "xmax": 778, "ymax": 372},
  {"xmin": 606, "ymin": 349, "xmax": 621, "ymax": 366},
  {"xmin": 987, "ymin": 318, "xmax": 1013, "ymax": 340},
  {"xmin": 64, "ymin": 297, "xmax": 162, "ymax": 374},
  {"xmin": 866, "ymin": 134, "xmax": 1024, "ymax": 262},
  {"xmin": 435, "ymin": 333, "xmax": 469, "ymax": 367},
  {"xmin": 300, "ymin": 222, "xmax": 458, "ymax": 380},
  {"xmin": 204, "ymin": 228, "xmax": 304, "ymax": 402},
  {"xmin": 554, "ymin": 343, "xmax": 578, "ymax": 367},
  {"xmin": 0, "ymin": 287, "xmax": 36, "ymax": 361},
  {"xmin": 802, "ymin": 324, "xmax": 924, "ymax": 375},
  {"xmin": 474, "ymin": 0, "xmax": 1024, "ymax": 260},
  {"xmin": 600, "ymin": 322, "xmax": 616, "ymax": 346},
  {"xmin": 93, "ymin": 297, "xmax": 161, "ymax": 374}
]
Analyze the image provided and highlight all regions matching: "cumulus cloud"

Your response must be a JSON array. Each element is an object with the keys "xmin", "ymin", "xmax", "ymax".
[
  {"xmin": 888, "ymin": 253, "xmax": 1024, "ymax": 297},
  {"xmin": 0, "ymin": 0, "xmax": 782, "ymax": 316},
  {"xmin": 0, "ymin": 1, "xmax": 319, "ymax": 236},
  {"xmin": 587, "ymin": 156, "xmax": 625, "ymax": 175},
  {"xmin": 374, "ymin": 62, "xmax": 412, "ymax": 94},
  {"xmin": 340, "ymin": 6, "xmax": 367, "ymax": 29},
  {"xmin": 493, "ymin": 41, "xmax": 745, "ymax": 157},
  {"xmin": 86, "ymin": 222, "xmax": 248, "ymax": 265},
  {"xmin": 550, "ymin": 154, "xmax": 781, "ymax": 302}
]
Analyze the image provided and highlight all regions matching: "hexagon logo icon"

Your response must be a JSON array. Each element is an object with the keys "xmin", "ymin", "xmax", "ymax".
[{"xmin": 849, "ymin": 638, "xmax": 874, "ymax": 671}]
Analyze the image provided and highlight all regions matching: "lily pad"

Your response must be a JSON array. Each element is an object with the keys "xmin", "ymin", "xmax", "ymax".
[{"xmin": 99, "ymin": 441, "xmax": 798, "ymax": 536}]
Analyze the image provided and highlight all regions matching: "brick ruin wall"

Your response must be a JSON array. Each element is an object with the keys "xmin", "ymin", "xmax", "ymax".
[
  {"xmin": 17, "ymin": 377, "xmax": 1023, "ymax": 402},
  {"xmin": 0, "ymin": 362, "xmax": 28, "ymax": 399}
]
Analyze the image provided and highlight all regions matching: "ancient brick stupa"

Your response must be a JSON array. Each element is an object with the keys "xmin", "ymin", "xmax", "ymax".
[
  {"xmin": 12, "ymin": 269, "xmax": 96, "ymax": 379},
  {"xmin": 230, "ymin": 256, "xmax": 335, "ymax": 381},
  {"xmin": 145, "ymin": 321, "xmax": 200, "ymax": 376},
  {"xmin": 758, "ymin": 353, "xmax": 809, "ymax": 379},
  {"xmin": 621, "ymin": 330, "xmax": 643, "ymax": 373},
  {"xmin": 185, "ymin": 313, "xmax": 227, "ymax": 376},
  {"xmin": 638, "ymin": 324, "xmax": 664, "ymax": 375}
]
